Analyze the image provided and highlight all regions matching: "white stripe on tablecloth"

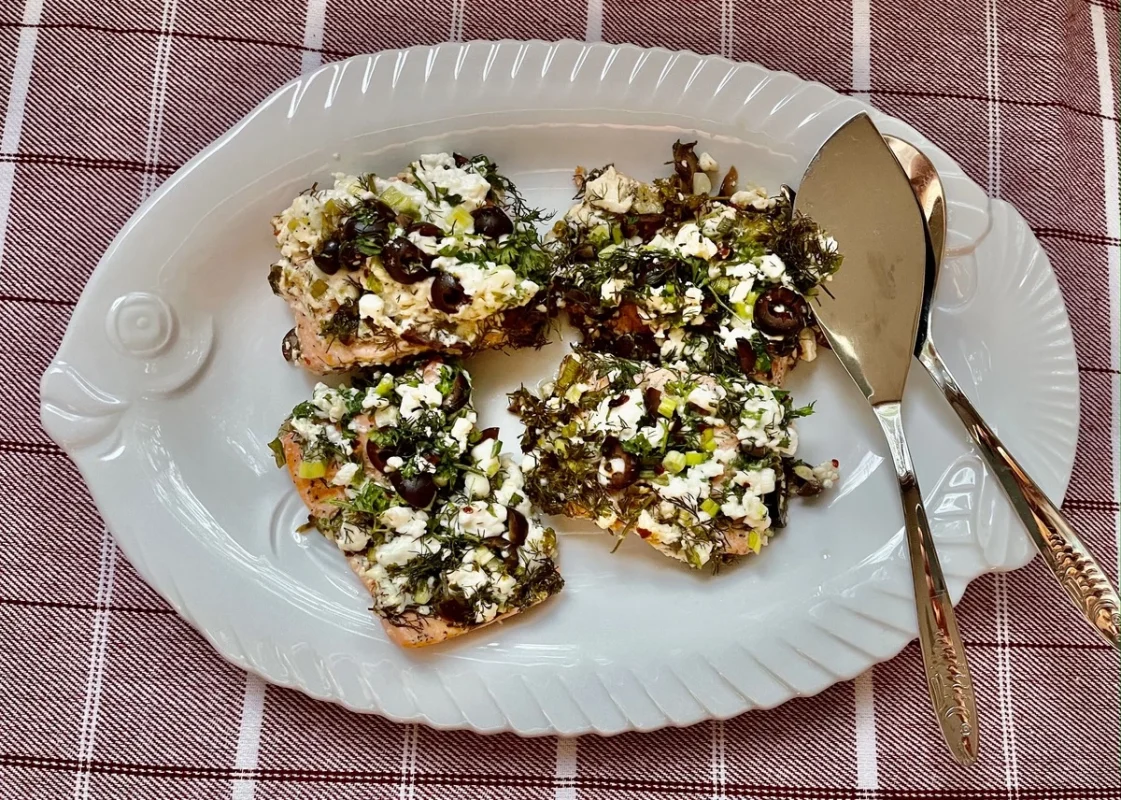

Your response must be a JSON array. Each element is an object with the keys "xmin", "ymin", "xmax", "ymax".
[
  {"xmin": 398, "ymin": 723, "xmax": 418, "ymax": 800},
  {"xmin": 73, "ymin": 6, "xmax": 180, "ymax": 794},
  {"xmin": 853, "ymin": 671, "xmax": 879, "ymax": 793},
  {"xmin": 584, "ymin": 0, "xmax": 603, "ymax": 43},
  {"xmin": 231, "ymin": 674, "xmax": 268, "ymax": 800},
  {"xmin": 994, "ymin": 572, "xmax": 1020, "ymax": 794},
  {"xmin": 554, "ymin": 736, "xmax": 578, "ymax": 800},
  {"xmin": 448, "ymin": 0, "xmax": 466, "ymax": 42},
  {"xmin": 850, "ymin": 0, "xmax": 871, "ymax": 102},
  {"xmin": 709, "ymin": 719, "xmax": 727, "ymax": 800},
  {"xmin": 986, "ymin": 4, "xmax": 1018, "ymax": 794},
  {"xmin": 1090, "ymin": 0, "xmax": 1120, "ymax": 580},
  {"xmin": 140, "ymin": 0, "xmax": 179, "ymax": 198},
  {"xmin": 0, "ymin": 0, "xmax": 44, "ymax": 278},
  {"xmin": 719, "ymin": 0, "xmax": 733, "ymax": 58},
  {"xmin": 72, "ymin": 531, "xmax": 118, "ymax": 800},
  {"xmin": 300, "ymin": 0, "xmax": 329, "ymax": 75},
  {"xmin": 984, "ymin": 0, "xmax": 1002, "ymax": 197}
]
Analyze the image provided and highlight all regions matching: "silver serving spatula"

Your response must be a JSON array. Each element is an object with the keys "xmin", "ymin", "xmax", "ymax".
[
  {"xmin": 887, "ymin": 137, "xmax": 1121, "ymax": 651},
  {"xmin": 793, "ymin": 113, "xmax": 979, "ymax": 765}
]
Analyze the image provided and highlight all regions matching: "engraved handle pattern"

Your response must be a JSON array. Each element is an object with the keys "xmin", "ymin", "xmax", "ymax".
[
  {"xmin": 920, "ymin": 341, "xmax": 1121, "ymax": 650},
  {"xmin": 874, "ymin": 402, "xmax": 980, "ymax": 766}
]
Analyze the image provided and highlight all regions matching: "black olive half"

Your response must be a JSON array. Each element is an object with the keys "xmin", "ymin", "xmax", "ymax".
[
  {"xmin": 506, "ymin": 508, "xmax": 528, "ymax": 549},
  {"xmin": 365, "ymin": 441, "xmax": 398, "ymax": 473},
  {"xmin": 643, "ymin": 387, "xmax": 663, "ymax": 417},
  {"xmin": 441, "ymin": 372, "xmax": 471, "ymax": 413},
  {"xmin": 601, "ymin": 438, "xmax": 639, "ymax": 491},
  {"xmin": 476, "ymin": 426, "xmax": 500, "ymax": 443},
  {"xmin": 471, "ymin": 206, "xmax": 514, "ymax": 238},
  {"xmin": 719, "ymin": 165, "xmax": 739, "ymax": 197},
  {"xmin": 753, "ymin": 287, "xmax": 809, "ymax": 337},
  {"xmin": 313, "ymin": 239, "xmax": 341, "ymax": 275},
  {"xmin": 381, "ymin": 238, "xmax": 432, "ymax": 284},
  {"xmin": 407, "ymin": 221, "xmax": 443, "ymax": 239},
  {"xmin": 430, "ymin": 272, "xmax": 468, "ymax": 313},
  {"xmin": 281, "ymin": 328, "xmax": 300, "ymax": 363},
  {"xmin": 391, "ymin": 471, "xmax": 438, "ymax": 509},
  {"xmin": 736, "ymin": 339, "xmax": 757, "ymax": 375}
]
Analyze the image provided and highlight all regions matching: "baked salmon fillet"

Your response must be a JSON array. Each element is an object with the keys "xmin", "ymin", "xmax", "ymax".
[
  {"xmin": 509, "ymin": 351, "xmax": 837, "ymax": 569},
  {"xmin": 269, "ymin": 153, "xmax": 553, "ymax": 374},
  {"xmin": 550, "ymin": 141, "xmax": 841, "ymax": 387},
  {"xmin": 271, "ymin": 359, "xmax": 562, "ymax": 647}
]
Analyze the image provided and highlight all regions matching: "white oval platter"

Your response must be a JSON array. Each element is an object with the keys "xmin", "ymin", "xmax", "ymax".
[{"xmin": 39, "ymin": 40, "xmax": 1078, "ymax": 735}]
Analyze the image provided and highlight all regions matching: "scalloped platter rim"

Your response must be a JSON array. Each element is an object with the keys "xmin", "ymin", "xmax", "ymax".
[{"xmin": 40, "ymin": 40, "xmax": 1079, "ymax": 736}]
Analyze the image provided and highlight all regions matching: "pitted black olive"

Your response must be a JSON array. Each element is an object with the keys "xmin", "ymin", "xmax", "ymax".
[
  {"xmin": 281, "ymin": 328, "xmax": 300, "ymax": 363},
  {"xmin": 601, "ymin": 438, "xmax": 639, "ymax": 491},
  {"xmin": 365, "ymin": 441, "xmax": 398, "ymax": 474},
  {"xmin": 441, "ymin": 371, "xmax": 471, "ymax": 413},
  {"xmin": 753, "ymin": 287, "xmax": 809, "ymax": 336},
  {"xmin": 736, "ymin": 339, "xmax": 757, "ymax": 375},
  {"xmin": 391, "ymin": 471, "xmax": 438, "ymax": 509},
  {"xmin": 430, "ymin": 272, "xmax": 468, "ymax": 313},
  {"xmin": 643, "ymin": 387, "xmax": 663, "ymax": 416},
  {"xmin": 381, "ymin": 237, "xmax": 432, "ymax": 284},
  {"xmin": 471, "ymin": 206, "xmax": 514, "ymax": 238},
  {"xmin": 407, "ymin": 221, "xmax": 443, "ymax": 239},
  {"xmin": 313, "ymin": 239, "xmax": 341, "ymax": 274},
  {"xmin": 506, "ymin": 508, "xmax": 529, "ymax": 549},
  {"xmin": 476, "ymin": 426, "xmax": 500, "ymax": 443}
]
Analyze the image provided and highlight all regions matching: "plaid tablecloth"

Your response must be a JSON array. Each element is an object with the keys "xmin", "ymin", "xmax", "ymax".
[{"xmin": 1, "ymin": 0, "xmax": 1118, "ymax": 797}]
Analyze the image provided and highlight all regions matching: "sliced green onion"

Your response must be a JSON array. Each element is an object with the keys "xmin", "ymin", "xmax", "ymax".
[
  {"xmin": 710, "ymin": 276, "xmax": 732, "ymax": 295},
  {"xmin": 685, "ymin": 451, "xmax": 707, "ymax": 466},
  {"xmin": 662, "ymin": 450, "xmax": 686, "ymax": 474},
  {"xmin": 748, "ymin": 530, "xmax": 763, "ymax": 554},
  {"xmin": 556, "ymin": 355, "xmax": 581, "ymax": 390},
  {"xmin": 267, "ymin": 437, "xmax": 286, "ymax": 468},
  {"xmin": 657, "ymin": 396, "xmax": 678, "ymax": 418},
  {"xmin": 701, "ymin": 428, "xmax": 718, "ymax": 452},
  {"xmin": 379, "ymin": 186, "xmax": 417, "ymax": 215},
  {"xmin": 701, "ymin": 498, "xmax": 721, "ymax": 517},
  {"xmin": 375, "ymin": 376, "xmax": 395, "ymax": 397},
  {"xmin": 310, "ymin": 279, "xmax": 328, "ymax": 299},
  {"xmin": 587, "ymin": 224, "xmax": 611, "ymax": 246},
  {"xmin": 448, "ymin": 205, "xmax": 473, "ymax": 231},
  {"xmin": 612, "ymin": 225, "xmax": 624, "ymax": 245},
  {"xmin": 298, "ymin": 460, "xmax": 327, "ymax": 480}
]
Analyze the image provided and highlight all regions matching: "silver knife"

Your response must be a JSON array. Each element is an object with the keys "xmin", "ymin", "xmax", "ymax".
[{"xmin": 793, "ymin": 113, "xmax": 979, "ymax": 765}]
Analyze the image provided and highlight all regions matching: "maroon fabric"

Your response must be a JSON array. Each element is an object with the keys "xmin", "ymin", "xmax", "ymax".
[{"xmin": 2, "ymin": 1, "xmax": 1119, "ymax": 798}]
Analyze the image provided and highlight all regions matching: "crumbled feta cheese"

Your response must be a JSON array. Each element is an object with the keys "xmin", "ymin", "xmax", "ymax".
[
  {"xmin": 584, "ymin": 166, "xmax": 636, "ymax": 214},
  {"xmin": 449, "ymin": 415, "xmax": 475, "ymax": 453},
  {"xmin": 290, "ymin": 416, "xmax": 325, "ymax": 443},
  {"xmin": 331, "ymin": 462, "xmax": 360, "ymax": 486},
  {"xmin": 396, "ymin": 382, "xmax": 443, "ymax": 420},
  {"xmin": 674, "ymin": 223, "xmax": 718, "ymax": 260},
  {"xmin": 601, "ymin": 277, "xmax": 626, "ymax": 304},
  {"xmin": 730, "ymin": 186, "xmax": 775, "ymax": 210},
  {"xmin": 456, "ymin": 503, "xmax": 507, "ymax": 538},
  {"xmin": 728, "ymin": 278, "xmax": 755, "ymax": 304},
  {"xmin": 335, "ymin": 522, "xmax": 370, "ymax": 552},
  {"xmin": 358, "ymin": 292, "xmax": 385, "ymax": 321},
  {"xmin": 465, "ymin": 472, "xmax": 491, "ymax": 499},
  {"xmin": 698, "ymin": 152, "xmax": 718, "ymax": 172},
  {"xmin": 588, "ymin": 389, "xmax": 645, "ymax": 439},
  {"xmin": 686, "ymin": 384, "xmax": 721, "ymax": 412},
  {"xmin": 636, "ymin": 508, "xmax": 681, "ymax": 544},
  {"xmin": 373, "ymin": 405, "xmax": 398, "ymax": 429},
  {"xmin": 756, "ymin": 253, "xmax": 786, "ymax": 280}
]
